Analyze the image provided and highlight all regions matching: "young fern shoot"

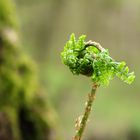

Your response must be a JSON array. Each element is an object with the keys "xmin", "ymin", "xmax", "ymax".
[{"xmin": 61, "ymin": 34, "xmax": 135, "ymax": 140}]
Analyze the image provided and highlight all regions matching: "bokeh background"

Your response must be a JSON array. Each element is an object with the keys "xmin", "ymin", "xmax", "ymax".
[{"xmin": 12, "ymin": 0, "xmax": 140, "ymax": 139}]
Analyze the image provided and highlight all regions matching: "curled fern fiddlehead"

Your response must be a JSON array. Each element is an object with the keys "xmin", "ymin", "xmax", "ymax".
[{"xmin": 61, "ymin": 33, "xmax": 135, "ymax": 86}]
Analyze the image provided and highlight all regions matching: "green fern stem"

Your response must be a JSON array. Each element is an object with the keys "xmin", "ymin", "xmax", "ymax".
[{"xmin": 73, "ymin": 83, "xmax": 98, "ymax": 140}]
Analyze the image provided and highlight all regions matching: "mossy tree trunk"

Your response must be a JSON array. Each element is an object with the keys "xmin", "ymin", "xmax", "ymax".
[{"xmin": 0, "ymin": 0, "xmax": 57, "ymax": 140}]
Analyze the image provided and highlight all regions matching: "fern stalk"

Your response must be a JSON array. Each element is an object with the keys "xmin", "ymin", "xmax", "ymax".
[{"xmin": 73, "ymin": 83, "xmax": 98, "ymax": 140}]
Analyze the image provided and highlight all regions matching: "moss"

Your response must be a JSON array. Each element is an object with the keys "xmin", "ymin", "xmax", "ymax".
[
  {"xmin": 0, "ymin": 0, "xmax": 18, "ymax": 29},
  {"xmin": 0, "ymin": 0, "xmax": 57, "ymax": 140},
  {"xmin": 0, "ymin": 34, "xmax": 37, "ymax": 108}
]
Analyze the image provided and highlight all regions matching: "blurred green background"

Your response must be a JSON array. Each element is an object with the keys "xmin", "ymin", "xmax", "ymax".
[{"xmin": 15, "ymin": 0, "xmax": 139, "ymax": 139}]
